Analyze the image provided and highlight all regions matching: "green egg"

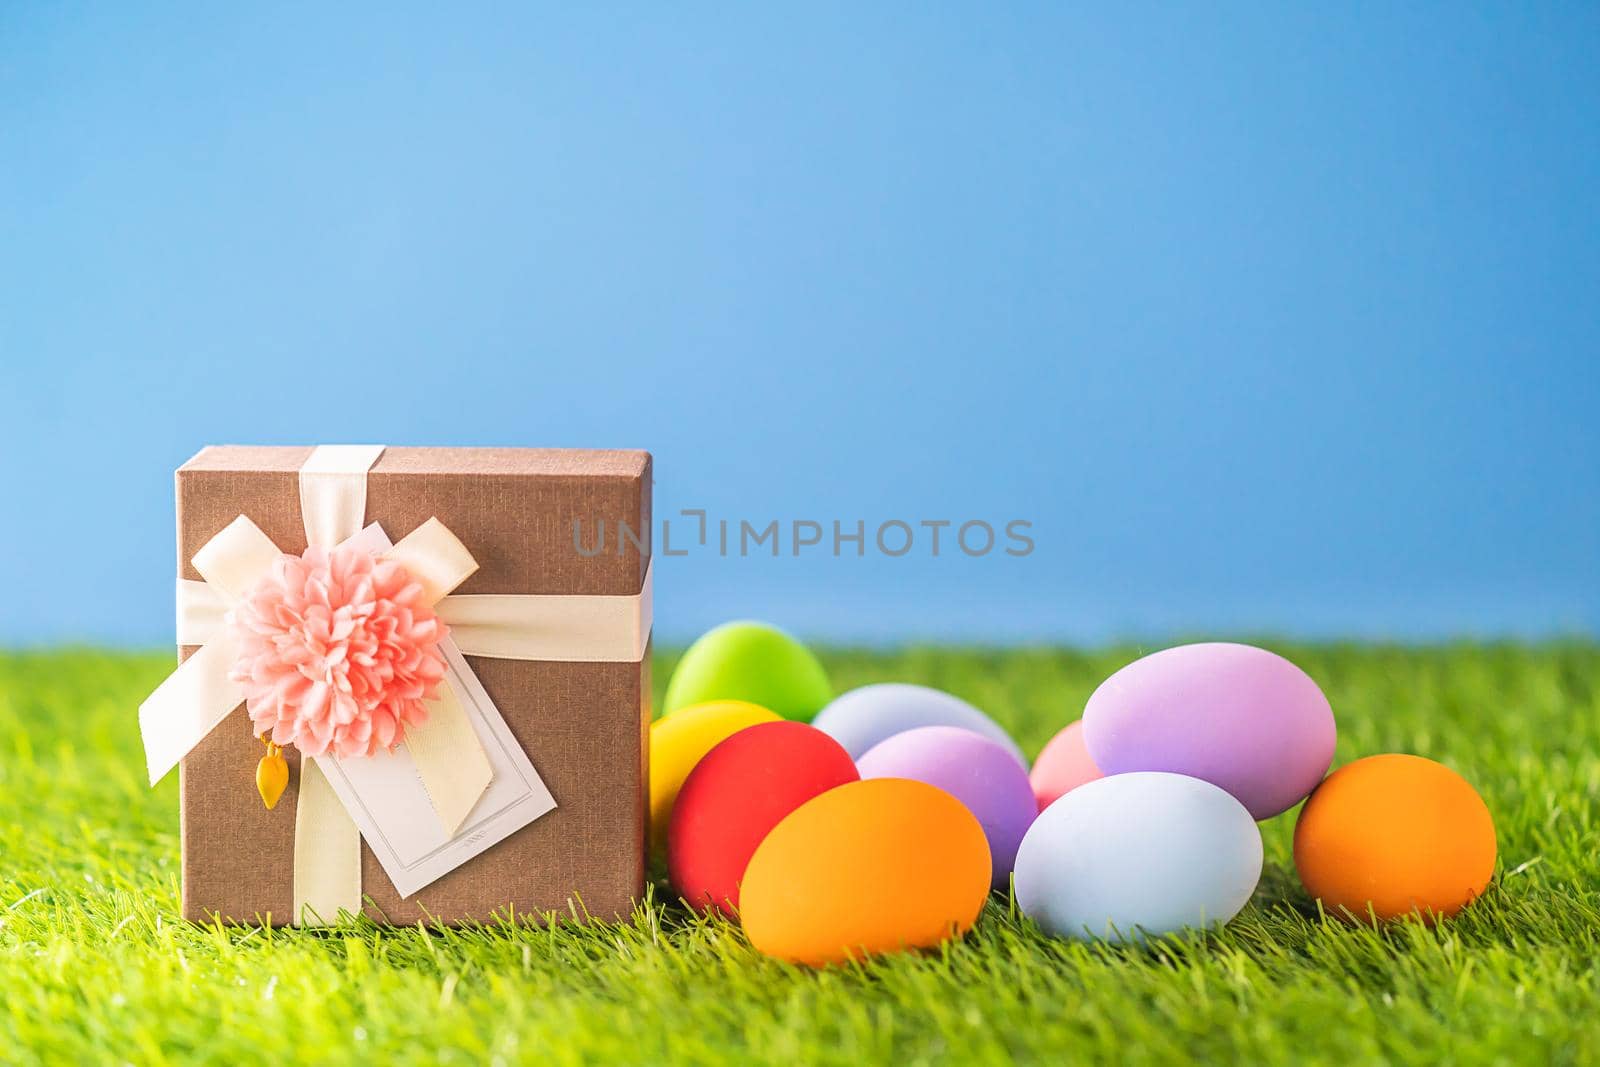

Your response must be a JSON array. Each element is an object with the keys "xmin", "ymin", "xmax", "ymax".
[{"xmin": 664, "ymin": 621, "xmax": 832, "ymax": 722}]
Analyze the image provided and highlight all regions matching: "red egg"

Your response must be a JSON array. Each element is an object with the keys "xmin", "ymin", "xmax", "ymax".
[{"xmin": 668, "ymin": 720, "xmax": 860, "ymax": 914}]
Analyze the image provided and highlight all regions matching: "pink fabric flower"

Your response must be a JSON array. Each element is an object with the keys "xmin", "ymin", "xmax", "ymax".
[{"xmin": 226, "ymin": 543, "xmax": 448, "ymax": 759}]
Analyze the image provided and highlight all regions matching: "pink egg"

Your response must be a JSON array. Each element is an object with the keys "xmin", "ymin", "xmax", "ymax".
[{"xmin": 1029, "ymin": 721, "xmax": 1102, "ymax": 812}]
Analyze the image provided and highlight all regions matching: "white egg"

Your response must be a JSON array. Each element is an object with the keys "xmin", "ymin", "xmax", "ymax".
[
  {"xmin": 1013, "ymin": 771, "xmax": 1263, "ymax": 941},
  {"xmin": 811, "ymin": 683, "xmax": 1024, "ymax": 763}
]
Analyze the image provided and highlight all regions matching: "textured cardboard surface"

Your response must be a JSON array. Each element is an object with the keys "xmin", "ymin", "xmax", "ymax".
[{"xmin": 175, "ymin": 446, "xmax": 652, "ymax": 925}]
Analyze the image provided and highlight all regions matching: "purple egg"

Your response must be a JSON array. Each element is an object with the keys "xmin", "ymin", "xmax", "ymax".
[
  {"xmin": 1081, "ymin": 642, "xmax": 1335, "ymax": 820},
  {"xmin": 856, "ymin": 725, "xmax": 1038, "ymax": 887}
]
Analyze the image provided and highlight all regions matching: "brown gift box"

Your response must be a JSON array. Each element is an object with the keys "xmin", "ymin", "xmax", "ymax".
[{"xmin": 174, "ymin": 446, "xmax": 652, "ymax": 925}]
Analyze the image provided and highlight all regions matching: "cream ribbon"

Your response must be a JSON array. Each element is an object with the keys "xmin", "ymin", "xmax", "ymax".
[
  {"xmin": 142, "ymin": 444, "xmax": 654, "ymax": 924},
  {"xmin": 296, "ymin": 445, "xmax": 380, "ymax": 924},
  {"xmin": 176, "ymin": 580, "xmax": 653, "ymax": 661}
]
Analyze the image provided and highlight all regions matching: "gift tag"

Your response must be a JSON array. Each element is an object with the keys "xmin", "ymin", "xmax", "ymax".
[{"xmin": 310, "ymin": 525, "xmax": 558, "ymax": 899}]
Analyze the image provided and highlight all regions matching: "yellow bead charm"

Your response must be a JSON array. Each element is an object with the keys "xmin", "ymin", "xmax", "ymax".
[{"xmin": 256, "ymin": 739, "xmax": 289, "ymax": 810}]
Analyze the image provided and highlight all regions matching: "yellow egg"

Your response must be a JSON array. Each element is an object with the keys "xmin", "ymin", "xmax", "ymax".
[
  {"xmin": 739, "ymin": 778, "xmax": 992, "ymax": 966},
  {"xmin": 649, "ymin": 700, "xmax": 781, "ymax": 853}
]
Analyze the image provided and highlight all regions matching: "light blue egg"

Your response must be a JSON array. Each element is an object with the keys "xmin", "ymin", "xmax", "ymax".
[
  {"xmin": 811, "ymin": 683, "xmax": 1024, "ymax": 763},
  {"xmin": 1014, "ymin": 771, "xmax": 1262, "ymax": 941}
]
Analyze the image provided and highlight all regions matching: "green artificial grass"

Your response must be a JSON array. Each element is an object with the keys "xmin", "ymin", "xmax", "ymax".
[{"xmin": 1, "ymin": 644, "xmax": 1598, "ymax": 1065}]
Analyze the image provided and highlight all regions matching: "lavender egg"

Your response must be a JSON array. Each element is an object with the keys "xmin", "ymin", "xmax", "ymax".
[
  {"xmin": 812, "ymin": 683, "xmax": 1024, "ymax": 764},
  {"xmin": 856, "ymin": 726, "xmax": 1037, "ymax": 887},
  {"xmin": 1081, "ymin": 642, "xmax": 1335, "ymax": 820}
]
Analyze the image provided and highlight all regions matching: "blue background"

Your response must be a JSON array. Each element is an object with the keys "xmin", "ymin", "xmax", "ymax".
[{"xmin": 3, "ymin": 3, "xmax": 1596, "ymax": 646}]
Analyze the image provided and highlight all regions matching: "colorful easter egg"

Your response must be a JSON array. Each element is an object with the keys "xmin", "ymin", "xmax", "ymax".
[
  {"xmin": 1294, "ymin": 754, "xmax": 1496, "ymax": 922},
  {"xmin": 1081, "ymin": 642, "xmax": 1335, "ymax": 819},
  {"xmin": 668, "ymin": 721, "xmax": 860, "ymax": 914},
  {"xmin": 1028, "ymin": 720, "xmax": 1102, "ymax": 812},
  {"xmin": 649, "ymin": 700, "xmax": 781, "ymax": 852},
  {"xmin": 739, "ymin": 778, "xmax": 992, "ymax": 966},
  {"xmin": 856, "ymin": 726, "xmax": 1036, "ymax": 887},
  {"xmin": 1014, "ymin": 772, "xmax": 1263, "ymax": 942},
  {"xmin": 811, "ymin": 683, "xmax": 1024, "ymax": 763},
  {"xmin": 663, "ymin": 621, "xmax": 832, "ymax": 722}
]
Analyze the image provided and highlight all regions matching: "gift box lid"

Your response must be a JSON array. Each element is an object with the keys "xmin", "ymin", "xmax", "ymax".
[{"xmin": 177, "ymin": 445, "xmax": 652, "ymax": 596}]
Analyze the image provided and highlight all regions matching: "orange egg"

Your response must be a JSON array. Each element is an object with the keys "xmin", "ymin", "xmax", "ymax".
[
  {"xmin": 1294, "ymin": 753, "xmax": 1496, "ymax": 922},
  {"xmin": 739, "ymin": 778, "xmax": 992, "ymax": 966}
]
